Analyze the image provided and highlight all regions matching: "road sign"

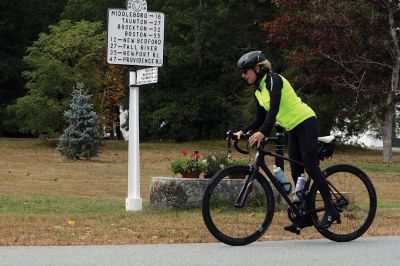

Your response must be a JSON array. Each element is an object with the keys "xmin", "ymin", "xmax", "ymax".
[
  {"xmin": 135, "ymin": 67, "xmax": 158, "ymax": 85},
  {"xmin": 107, "ymin": 0, "xmax": 164, "ymax": 67},
  {"xmin": 107, "ymin": 0, "xmax": 165, "ymax": 212}
]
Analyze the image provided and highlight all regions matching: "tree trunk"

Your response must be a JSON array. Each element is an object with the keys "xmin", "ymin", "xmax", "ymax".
[
  {"xmin": 383, "ymin": 106, "xmax": 394, "ymax": 163},
  {"xmin": 112, "ymin": 105, "xmax": 124, "ymax": 140},
  {"xmin": 384, "ymin": 0, "xmax": 400, "ymax": 162},
  {"xmin": 115, "ymin": 115, "xmax": 124, "ymax": 140},
  {"xmin": 392, "ymin": 115, "xmax": 397, "ymax": 146},
  {"xmin": 194, "ymin": 0, "xmax": 204, "ymax": 85},
  {"xmin": 108, "ymin": 129, "xmax": 114, "ymax": 140}
]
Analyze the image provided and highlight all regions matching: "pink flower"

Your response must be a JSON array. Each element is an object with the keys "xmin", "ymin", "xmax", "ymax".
[{"xmin": 181, "ymin": 149, "xmax": 187, "ymax": 156}]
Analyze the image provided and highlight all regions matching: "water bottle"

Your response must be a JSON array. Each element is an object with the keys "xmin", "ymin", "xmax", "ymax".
[
  {"xmin": 293, "ymin": 174, "xmax": 306, "ymax": 203},
  {"xmin": 273, "ymin": 165, "xmax": 291, "ymax": 194}
]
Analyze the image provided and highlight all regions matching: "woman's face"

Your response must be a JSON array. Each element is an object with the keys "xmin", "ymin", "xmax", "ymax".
[{"xmin": 241, "ymin": 68, "xmax": 258, "ymax": 85}]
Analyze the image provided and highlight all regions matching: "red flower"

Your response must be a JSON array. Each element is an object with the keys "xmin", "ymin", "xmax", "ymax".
[
  {"xmin": 181, "ymin": 149, "xmax": 187, "ymax": 156},
  {"xmin": 191, "ymin": 151, "xmax": 200, "ymax": 160}
]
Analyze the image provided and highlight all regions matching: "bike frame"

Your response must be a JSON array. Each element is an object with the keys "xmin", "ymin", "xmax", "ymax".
[
  {"xmin": 204, "ymin": 130, "xmax": 376, "ymax": 245},
  {"xmin": 234, "ymin": 134, "xmax": 326, "ymax": 218}
]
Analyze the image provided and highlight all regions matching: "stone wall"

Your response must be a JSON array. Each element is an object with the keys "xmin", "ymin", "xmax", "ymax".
[{"xmin": 150, "ymin": 177, "xmax": 288, "ymax": 210}]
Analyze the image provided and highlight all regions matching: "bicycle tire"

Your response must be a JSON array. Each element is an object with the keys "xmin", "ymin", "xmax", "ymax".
[
  {"xmin": 202, "ymin": 165, "xmax": 275, "ymax": 246},
  {"xmin": 309, "ymin": 164, "xmax": 377, "ymax": 242}
]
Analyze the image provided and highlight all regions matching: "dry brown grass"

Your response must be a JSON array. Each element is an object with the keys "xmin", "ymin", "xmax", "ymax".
[
  {"xmin": 1, "ymin": 209, "xmax": 398, "ymax": 246},
  {"xmin": 0, "ymin": 138, "xmax": 399, "ymax": 246}
]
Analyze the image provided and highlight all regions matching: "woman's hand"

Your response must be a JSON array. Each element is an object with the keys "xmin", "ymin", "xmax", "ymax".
[
  {"xmin": 233, "ymin": 130, "xmax": 244, "ymax": 139},
  {"xmin": 249, "ymin": 131, "xmax": 265, "ymax": 148}
]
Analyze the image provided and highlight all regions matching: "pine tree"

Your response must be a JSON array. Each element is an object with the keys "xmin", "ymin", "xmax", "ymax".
[{"xmin": 57, "ymin": 83, "xmax": 101, "ymax": 159}]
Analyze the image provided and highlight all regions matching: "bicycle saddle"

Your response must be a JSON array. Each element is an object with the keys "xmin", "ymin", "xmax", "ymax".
[{"xmin": 318, "ymin": 136, "xmax": 335, "ymax": 143}]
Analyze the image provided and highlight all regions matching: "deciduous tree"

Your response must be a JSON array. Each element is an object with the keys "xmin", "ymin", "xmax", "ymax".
[
  {"xmin": 99, "ymin": 59, "xmax": 126, "ymax": 140},
  {"xmin": 138, "ymin": 0, "xmax": 276, "ymax": 140},
  {"xmin": 262, "ymin": 0, "xmax": 400, "ymax": 162},
  {"xmin": 0, "ymin": 0, "xmax": 68, "ymax": 135},
  {"xmin": 12, "ymin": 20, "xmax": 105, "ymax": 136}
]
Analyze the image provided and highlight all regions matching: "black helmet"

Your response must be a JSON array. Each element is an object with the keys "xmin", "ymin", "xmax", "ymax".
[{"xmin": 236, "ymin": 51, "xmax": 266, "ymax": 71}]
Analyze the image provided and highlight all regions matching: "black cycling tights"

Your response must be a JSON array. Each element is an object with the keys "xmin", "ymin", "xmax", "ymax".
[{"xmin": 288, "ymin": 117, "xmax": 335, "ymax": 211}]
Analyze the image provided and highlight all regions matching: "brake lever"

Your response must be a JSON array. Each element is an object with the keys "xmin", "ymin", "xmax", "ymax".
[
  {"xmin": 225, "ymin": 130, "xmax": 249, "ymax": 155},
  {"xmin": 225, "ymin": 130, "xmax": 234, "ymax": 141}
]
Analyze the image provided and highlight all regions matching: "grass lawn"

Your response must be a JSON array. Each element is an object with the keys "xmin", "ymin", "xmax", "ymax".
[{"xmin": 0, "ymin": 138, "xmax": 399, "ymax": 246}]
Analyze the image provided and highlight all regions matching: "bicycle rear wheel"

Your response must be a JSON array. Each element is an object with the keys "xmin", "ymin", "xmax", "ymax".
[
  {"xmin": 309, "ymin": 164, "xmax": 377, "ymax": 242},
  {"xmin": 202, "ymin": 165, "xmax": 275, "ymax": 246}
]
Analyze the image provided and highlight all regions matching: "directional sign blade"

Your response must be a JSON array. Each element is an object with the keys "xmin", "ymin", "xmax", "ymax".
[
  {"xmin": 107, "ymin": 9, "xmax": 164, "ymax": 67},
  {"xmin": 135, "ymin": 67, "xmax": 158, "ymax": 85}
]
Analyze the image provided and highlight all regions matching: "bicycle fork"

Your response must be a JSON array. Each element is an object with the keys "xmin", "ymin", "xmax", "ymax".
[{"xmin": 234, "ymin": 165, "xmax": 257, "ymax": 208}]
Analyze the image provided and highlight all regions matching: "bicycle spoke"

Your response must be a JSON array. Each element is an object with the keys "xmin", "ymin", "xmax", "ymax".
[
  {"xmin": 202, "ymin": 165, "xmax": 275, "ymax": 245},
  {"xmin": 311, "ymin": 165, "xmax": 376, "ymax": 242}
]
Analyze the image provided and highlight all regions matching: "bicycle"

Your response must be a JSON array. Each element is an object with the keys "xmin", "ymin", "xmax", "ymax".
[{"xmin": 202, "ymin": 127, "xmax": 377, "ymax": 246}]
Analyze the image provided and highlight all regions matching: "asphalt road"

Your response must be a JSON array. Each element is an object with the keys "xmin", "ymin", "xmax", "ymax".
[{"xmin": 1, "ymin": 236, "xmax": 399, "ymax": 266}]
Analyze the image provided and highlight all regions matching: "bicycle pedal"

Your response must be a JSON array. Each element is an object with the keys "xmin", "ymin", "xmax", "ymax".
[{"xmin": 284, "ymin": 224, "xmax": 301, "ymax": 235}]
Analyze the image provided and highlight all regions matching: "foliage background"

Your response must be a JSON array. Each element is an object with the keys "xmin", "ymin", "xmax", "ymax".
[{"xmin": 0, "ymin": 0, "xmax": 399, "ymax": 149}]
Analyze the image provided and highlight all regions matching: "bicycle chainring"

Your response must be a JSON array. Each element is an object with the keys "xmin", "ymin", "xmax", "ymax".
[{"xmin": 287, "ymin": 207, "xmax": 298, "ymax": 223}]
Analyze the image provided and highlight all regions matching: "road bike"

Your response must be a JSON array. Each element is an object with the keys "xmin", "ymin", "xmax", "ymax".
[{"xmin": 202, "ymin": 128, "xmax": 377, "ymax": 246}]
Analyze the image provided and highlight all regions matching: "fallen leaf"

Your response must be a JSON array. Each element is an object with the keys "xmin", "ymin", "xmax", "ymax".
[{"xmin": 67, "ymin": 219, "xmax": 76, "ymax": 226}]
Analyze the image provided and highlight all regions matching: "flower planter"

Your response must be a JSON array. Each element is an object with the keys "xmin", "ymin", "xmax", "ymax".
[
  {"xmin": 203, "ymin": 173, "xmax": 214, "ymax": 179},
  {"xmin": 181, "ymin": 171, "xmax": 201, "ymax": 179},
  {"xmin": 150, "ymin": 177, "xmax": 286, "ymax": 210},
  {"xmin": 204, "ymin": 173, "xmax": 246, "ymax": 179},
  {"xmin": 170, "ymin": 150, "xmax": 205, "ymax": 178}
]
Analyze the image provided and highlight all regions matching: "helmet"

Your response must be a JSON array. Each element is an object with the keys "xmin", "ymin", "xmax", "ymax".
[{"xmin": 236, "ymin": 51, "xmax": 266, "ymax": 71}]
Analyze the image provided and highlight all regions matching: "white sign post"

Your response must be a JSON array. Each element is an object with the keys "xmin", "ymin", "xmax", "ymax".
[{"xmin": 107, "ymin": 0, "xmax": 164, "ymax": 211}]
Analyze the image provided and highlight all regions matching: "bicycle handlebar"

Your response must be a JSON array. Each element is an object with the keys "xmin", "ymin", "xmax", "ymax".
[
  {"xmin": 226, "ymin": 130, "xmax": 250, "ymax": 154},
  {"xmin": 226, "ymin": 130, "xmax": 279, "ymax": 155}
]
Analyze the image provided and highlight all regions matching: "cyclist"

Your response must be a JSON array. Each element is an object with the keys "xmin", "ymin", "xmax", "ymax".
[{"xmin": 234, "ymin": 51, "xmax": 339, "ymax": 233}]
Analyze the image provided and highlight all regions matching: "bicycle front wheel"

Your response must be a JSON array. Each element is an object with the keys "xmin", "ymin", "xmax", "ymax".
[
  {"xmin": 309, "ymin": 164, "xmax": 377, "ymax": 242},
  {"xmin": 202, "ymin": 165, "xmax": 275, "ymax": 246}
]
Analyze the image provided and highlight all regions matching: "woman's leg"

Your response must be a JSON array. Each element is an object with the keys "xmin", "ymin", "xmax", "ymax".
[
  {"xmin": 288, "ymin": 131, "xmax": 304, "ymax": 184},
  {"xmin": 294, "ymin": 117, "xmax": 338, "ymax": 227},
  {"xmin": 284, "ymin": 122, "xmax": 312, "ymax": 233}
]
